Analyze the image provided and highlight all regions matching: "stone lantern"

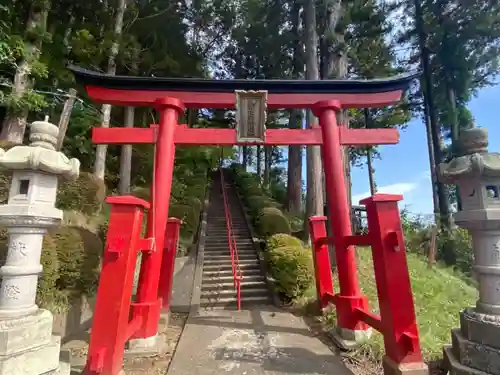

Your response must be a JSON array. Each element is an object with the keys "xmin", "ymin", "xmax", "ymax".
[
  {"xmin": 0, "ymin": 120, "xmax": 79, "ymax": 374},
  {"xmin": 439, "ymin": 127, "xmax": 500, "ymax": 375}
]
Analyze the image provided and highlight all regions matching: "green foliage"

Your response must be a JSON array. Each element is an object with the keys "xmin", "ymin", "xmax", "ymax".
[
  {"xmin": 0, "ymin": 172, "xmax": 10, "ymax": 204},
  {"xmin": 266, "ymin": 233, "xmax": 303, "ymax": 251},
  {"xmin": 266, "ymin": 236, "xmax": 314, "ymax": 300},
  {"xmin": 256, "ymin": 207, "xmax": 291, "ymax": 238},
  {"xmin": 57, "ymin": 172, "xmax": 106, "ymax": 215},
  {"xmin": 246, "ymin": 195, "xmax": 280, "ymax": 217},
  {"xmin": 437, "ymin": 228, "xmax": 473, "ymax": 275},
  {"xmin": 48, "ymin": 226, "xmax": 103, "ymax": 310}
]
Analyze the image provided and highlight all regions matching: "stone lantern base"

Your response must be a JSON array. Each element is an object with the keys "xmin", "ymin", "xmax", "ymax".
[
  {"xmin": 443, "ymin": 308, "xmax": 500, "ymax": 375},
  {"xmin": 0, "ymin": 309, "xmax": 70, "ymax": 375}
]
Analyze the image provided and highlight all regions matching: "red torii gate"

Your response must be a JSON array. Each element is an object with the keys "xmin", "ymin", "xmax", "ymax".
[{"xmin": 70, "ymin": 66, "xmax": 427, "ymax": 375}]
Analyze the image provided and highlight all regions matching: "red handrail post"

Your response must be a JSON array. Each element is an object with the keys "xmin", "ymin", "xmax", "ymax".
[
  {"xmin": 220, "ymin": 170, "xmax": 242, "ymax": 310},
  {"xmin": 360, "ymin": 194, "xmax": 427, "ymax": 375},
  {"xmin": 158, "ymin": 218, "xmax": 182, "ymax": 310},
  {"xmin": 308, "ymin": 216, "xmax": 335, "ymax": 309},
  {"xmin": 84, "ymin": 196, "xmax": 149, "ymax": 375}
]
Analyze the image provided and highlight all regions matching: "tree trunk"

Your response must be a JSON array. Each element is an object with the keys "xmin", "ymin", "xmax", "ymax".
[
  {"xmin": 256, "ymin": 146, "xmax": 262, "ymax": 181},
  {"xmin": 367, "ymin": 149, "xmax": 377, "ymax": 195},
  {"xmin": 364, "ymin": 110, "xmax": 377, "ymax": 195},
  {"xmin": 1, "ymin": 3, "xmax": 50, "ymax": 143},
  {"xmin": 242, "ymin": 146, "xmax": 249, "ymax": 167},
  {"xmin": 56, "ymin": 88, "xmax": 77, "ymax": 150},
  {"xmin": 287, "ymin": 110, "xmax": 303, "ymax": 215},
  {"xmin": 119, "ymin": 106, "xmax": 134, "ymax": 194},
  {"xmin": 303, "ymin": 0, "xmax": 324, "ymax": 240},
  {"xmin": 414, "ymin": 0, "xmax": 451, "ymax": 229},
  {"xmin": 320, "ymin": 0, "xmax": 351, "ymax": 211},
  {"xmin": 264, "ymin": 147, "xmax": 271, "ymax": 189},
  {"xmin": 286, "ymin": 1, "xmax": 304, "ymax": 215},
  {"xmin": 93, "ymin": 0, "xmax": 127, "ymax": 181}
]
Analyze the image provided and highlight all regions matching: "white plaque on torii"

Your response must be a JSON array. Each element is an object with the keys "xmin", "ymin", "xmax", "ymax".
[{"xmin": 235, "ymin": 90, "xmax": 267, "ymax": 143}]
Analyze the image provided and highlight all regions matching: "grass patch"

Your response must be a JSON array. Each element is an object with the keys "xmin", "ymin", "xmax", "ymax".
[{"xmin": 303, "ymin": 248, "xmax": 478, "ymax": 361}]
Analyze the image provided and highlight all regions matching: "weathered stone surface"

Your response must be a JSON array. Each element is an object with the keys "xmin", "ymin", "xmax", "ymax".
[
  {"xmin": 0, "ymin": 335, "xmax": 61, "ymax": 375},
  {"xmin": 444, "ymin": 346, "xmax": 490, "ymax": 375},
  {"xmin": 452, "ymin": 328, "xmax": 500, "ymax": 375},
  {"xmin": 460, "ymin": 308, "xmax": 500, "ymax": 350},
  {"xmin": 0, "ymin": 309, "xmax": 53, "ymax": 356},
  {"xmin": 382, "ymin": 356, "xmax": 429, "ymax": 375}
]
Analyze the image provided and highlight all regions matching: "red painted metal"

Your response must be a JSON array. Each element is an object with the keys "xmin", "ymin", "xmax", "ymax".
[
  {"xmin": 308, "ymin": 217, "xmax": 335, "ymax": 309},
  {"xmin": 92, "ymin": 125, "xmax": 399, "ymax": 146},
  {"xmin": 132, "ymin": 97, "xmax": 184, "ymax": 338},
  {"xmin": 83, "ymin": 78, "xmax": 425, "ymax": 374},
  {"xmin": 360, "ymin": 194, "xmax": 424, "ymax": 365},
  {"xmin": 85, "ymin": 85, "xmax": 404, "ymax": 109},
  {"xmin": 312, "ymin": 100, "xmax": 369, "ymax": 332},
  {"xmin": 84, "ymin": 195, "xmax": 149, "ymax": 375},
  {"xmin": 158, "ymin": 218, "xmax": 182, "ymax": 310},
  {"xmin": 220, "ymin": 170, "xmax": 242, "ymax": 310}
]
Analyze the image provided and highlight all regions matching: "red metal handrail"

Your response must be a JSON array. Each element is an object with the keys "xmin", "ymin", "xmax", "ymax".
[{"xmin": 220, "ymin": 169, "xmax": 243, "ymax": 310}]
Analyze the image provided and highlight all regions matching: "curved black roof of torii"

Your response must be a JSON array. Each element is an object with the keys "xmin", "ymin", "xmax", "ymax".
[{"xmin": 69, "ymin": 66, "xmax": 420, "ymax": 94}]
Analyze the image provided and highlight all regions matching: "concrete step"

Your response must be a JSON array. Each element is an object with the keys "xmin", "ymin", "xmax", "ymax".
[
  {"xmin": 202, "ymin": 274, "xmax": 265, "ymax": 285},
  {"xmin": 206, "ymin": 229, "xmax": 249, "ymax": 235},
  {"xmin": 202, "ymin": 287, "xmax": 269, "ymax": 299},
  {"xmin": 203, "ymin": 263, "xmax": 260, "ymax": 273},
  {"xmin": 200, "ymin": 295, "xmax": 270, "ymax": 308},
  {"xmin": 203, "ymin": 258, "xmax": 259, "ymax": 265},
  {"xmin": 203, "ymin": 250, "xmax": 257, "ymax": 257},
  {"xmin": 203, "ymin": 254, "xmax": 258, "ymax": 262},
  {"xmin": 202, "ymin": 279, "xmax": 268, "ymax": 290},
  {"xmin": 202, "ymin": 267, "xmax": 262, "ymax": 278},
  {"xmin": 205, "ymin": 239, "xmax": 253, "ymax": 245}
]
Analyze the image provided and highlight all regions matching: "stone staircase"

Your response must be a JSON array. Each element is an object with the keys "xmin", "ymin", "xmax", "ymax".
[{"xmin": 200, "ymin": 172, "xmax": 270, "ymax": 309}]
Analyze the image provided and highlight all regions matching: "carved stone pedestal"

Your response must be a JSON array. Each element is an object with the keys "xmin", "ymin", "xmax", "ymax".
[
  {"xmin": 0, "ymin": 309, "xmax": 70, "ymax": 375},
  {"xmin": 444, "ymin": 308, "xmax": 500, "ymax": 375}
]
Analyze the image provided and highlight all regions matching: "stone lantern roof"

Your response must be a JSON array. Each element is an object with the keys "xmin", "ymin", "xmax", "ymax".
[
  {"xmin": 0, "ymin": 120, "xmax": 80, "ymax": 179},
  {"xmin": 439, "ymin": 128, "xmax": 500, "ymax": 184}
]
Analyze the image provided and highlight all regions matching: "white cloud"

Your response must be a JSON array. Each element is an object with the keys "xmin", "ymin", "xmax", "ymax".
[
  {"xmin": 352, "ymin": 182, "xmax": 418, "ymax": 205},
  {"xmin": 351, "ymin": 171, "xmax": 435, "ymax": 215}
]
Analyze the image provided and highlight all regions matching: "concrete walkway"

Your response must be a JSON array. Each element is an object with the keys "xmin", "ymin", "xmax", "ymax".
[{"xmin": 166, "ymin": 305, "xmax": 352, "ymax": 375}]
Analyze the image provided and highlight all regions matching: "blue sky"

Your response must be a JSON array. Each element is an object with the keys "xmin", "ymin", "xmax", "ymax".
[{"xmin": 348, "ymin": 84, "xmax": 500, "ymax": 215}]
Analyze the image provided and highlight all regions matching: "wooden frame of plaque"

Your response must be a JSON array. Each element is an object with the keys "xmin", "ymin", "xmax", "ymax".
[{"xmin": 235, "ymin": 90, "xmax": 267, "ymax": 143}]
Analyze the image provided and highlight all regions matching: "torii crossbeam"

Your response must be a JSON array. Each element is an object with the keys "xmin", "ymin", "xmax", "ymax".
[{"xmin": 69, "ymin": 65, "xmax": 425, "ymax": 375}]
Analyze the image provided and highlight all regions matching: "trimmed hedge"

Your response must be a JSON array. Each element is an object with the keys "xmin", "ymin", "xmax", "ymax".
[
  {"xmin": 266, "ymin": 234, "xmax": 313, "ymax": 299},
  {"xmin": 256, "ymin": 207, "xmax": 291, "ymax": 237},
  {"xmin": 246, "ymin": 195, "xmax": 280, "ymax": 217},
  {"xmin": 57, "ymin": 172, "xmax": 106, "ymax": 215},
  {"xmin": 267, "ymin": 233, "xmax": 303, "ymax": 250}
]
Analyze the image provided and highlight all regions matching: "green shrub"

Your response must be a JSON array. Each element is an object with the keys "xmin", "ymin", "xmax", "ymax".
[
  {"xmin": 246, "ymin": 195, "xmax": 280, "ymax": 217},
  {"xmin": 0, "ymin": 172, "xmax": 10, "ymax": 205},
  {"xmin": 169, "ymin": 203, "xmax": 200, "ymax": 238},
  {"xmin": 37, "ymin": 236, "xmax": 60, "ymax": 308},
  {"xmin": 50, "ymin": 226, "xmax": 103, "ymax": 300},
  {"xmin": 131, "ymin": 186, "xmax": 150, "ymax": 201},
  {"xmin": 266, "ymin": 233, "xmax": 303, "ymax": 251},
  {"xmin": 57, "ymin": 172, "xmax": 106, "ymax": 215},
  {"xmin": 437, "ymin": 228, "xmax": 473, "ymax": 275},
  {"xmin": 256, "ymin": 207, "xmax": 291, "ymax": 237},
  {"xmin": 268, "ymin": 244, "xmax": 314, "ymax": 299}
]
